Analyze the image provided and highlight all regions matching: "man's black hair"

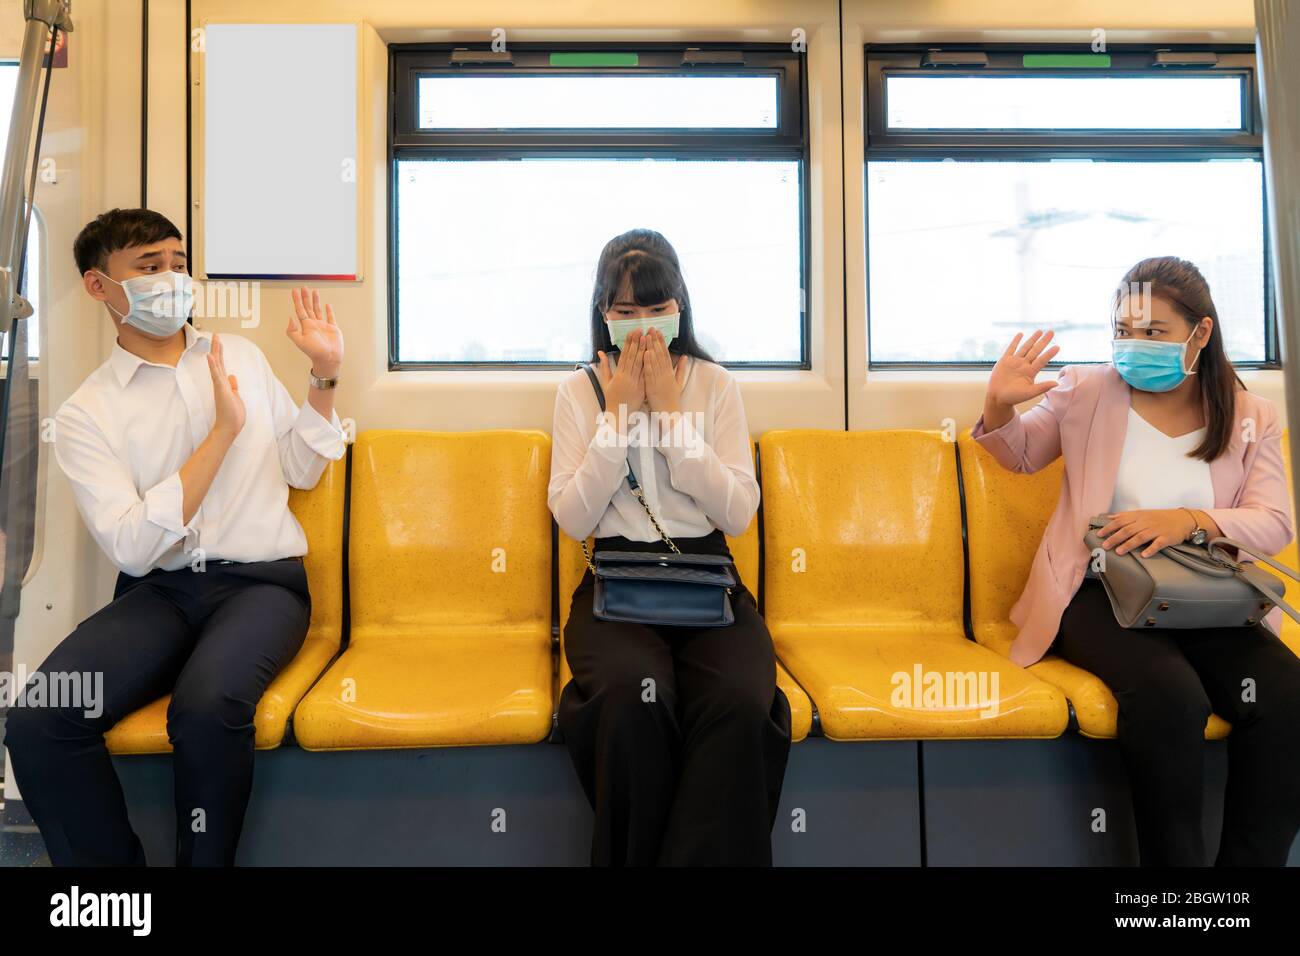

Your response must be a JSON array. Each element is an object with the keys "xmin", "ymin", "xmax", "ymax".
[{"xmin": 73, "ymin": 207, "xmax": 183, "ymax": 276}]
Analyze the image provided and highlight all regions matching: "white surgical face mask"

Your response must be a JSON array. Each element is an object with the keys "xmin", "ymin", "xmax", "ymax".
[
  {"xmin": 607, "ymin": 311, "xmax": 680, "ymax": 349},
  {"xmin": 97, "ymin": 270, "xmax": 193, "ymax": 337}
]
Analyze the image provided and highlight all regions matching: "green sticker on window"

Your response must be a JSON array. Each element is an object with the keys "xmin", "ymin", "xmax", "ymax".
[
  {"xmin": 550, "ymin": 52, "xmax": 639, "ymax": 67},
  {"xmin": 1022, "ymin": 53, "xmax": 1112, "ymax": 68}
]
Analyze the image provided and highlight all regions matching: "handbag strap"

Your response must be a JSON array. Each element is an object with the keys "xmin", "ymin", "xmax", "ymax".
[
  {"xmin": 576, "ymin": 362, "xmax": 682, "ymax": 574},
  {"xmin": 1207, "ymin": 536, "xmax": 1300, "ymax": 625},
  {"xmin": 1161, "ymin": 543, "xmax": 1238, "ymax": 578}
]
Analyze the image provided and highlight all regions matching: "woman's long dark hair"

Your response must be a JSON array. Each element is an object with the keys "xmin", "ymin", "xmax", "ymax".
[
  {"xmin": 588, "ymin": 229, "xmax": 716, "ymax": 364},
  {"xmin": 1112, "ymin": 256, "xmax": 1242, "ymax": 462}
]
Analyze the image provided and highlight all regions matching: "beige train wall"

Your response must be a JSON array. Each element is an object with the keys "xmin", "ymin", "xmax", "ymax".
[{"xmin": 1, "ymin": 0, "xmax": 1278, "ymax": 798}]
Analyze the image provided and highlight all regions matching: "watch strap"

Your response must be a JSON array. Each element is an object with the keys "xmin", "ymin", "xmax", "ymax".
[{"xmin": 309, "ymin": 369, "xmax": 338, "ymax": 390}]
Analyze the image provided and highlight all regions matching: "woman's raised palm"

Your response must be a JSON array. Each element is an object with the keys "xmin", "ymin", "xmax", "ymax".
[{"xmin": 988, "ymin": 330, "xmax": 1061, "ymax": 406}]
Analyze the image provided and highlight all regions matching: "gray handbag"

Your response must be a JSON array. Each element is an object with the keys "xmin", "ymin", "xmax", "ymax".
[{"xmin": 1083, "ymin": 514, "xmax": 1300, "ymax": 629}]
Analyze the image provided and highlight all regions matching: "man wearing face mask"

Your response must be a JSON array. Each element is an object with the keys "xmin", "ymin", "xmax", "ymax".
[{"xmin": 4, "ymin": 208, "xmax": 347, "ymax": 866}]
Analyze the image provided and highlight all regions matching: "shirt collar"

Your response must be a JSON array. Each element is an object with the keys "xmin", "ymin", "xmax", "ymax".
[{"xmin": 109, "ymin": 323, "xmax": 211, "ymax": 388}]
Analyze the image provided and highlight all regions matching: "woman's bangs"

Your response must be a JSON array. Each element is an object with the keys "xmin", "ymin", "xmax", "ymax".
[{"xmin": 621, "ymin": 256, "xmax": 681, "ymax": 308}]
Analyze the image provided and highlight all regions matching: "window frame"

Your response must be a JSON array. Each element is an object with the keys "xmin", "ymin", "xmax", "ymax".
[
  {"xmin": 863, "ymin": 43, "xmax": 1276, "ymax": 371},
  {"xmin": 388, "ymin": 41, "xmax": 811, "ymax": 371}
]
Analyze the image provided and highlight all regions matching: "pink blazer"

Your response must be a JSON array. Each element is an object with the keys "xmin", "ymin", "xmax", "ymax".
[{"xmin": 973, "ymin": 364, "xmax": 1294, "ymax": 666}]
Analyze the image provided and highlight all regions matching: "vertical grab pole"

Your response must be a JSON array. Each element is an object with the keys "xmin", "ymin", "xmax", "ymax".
[
  {"xmin": 0, "ymin": 3, "xmax": 70, "ymax": 630},
  {"xmin": 0, "ymin": 8, "xmax": 57, "ymax": 281},
  {"xmin": 1255, "ymin": 1, "xmax": 1300, "ymax": 527},
  {"xmin": 0, "ymin": 1, "xmax": 71, "ymax": 727}
]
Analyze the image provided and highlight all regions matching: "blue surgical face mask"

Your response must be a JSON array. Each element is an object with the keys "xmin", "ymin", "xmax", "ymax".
[
  {"xmin": 97, "ymin": 270, "xmax": 193, "ymax": 337},
  {"xmin": 1111, "ymin": 325, "xmax": 1202, "ymax": 393},
  {"xmin": 607, "ymin": 311, "xmax": 680, "ymax": 349}
]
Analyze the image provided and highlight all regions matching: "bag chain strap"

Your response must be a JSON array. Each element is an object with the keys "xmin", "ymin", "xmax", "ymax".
[{"xmin": 581, "ymin": 474, "xmax": 682, "ymax": 573}]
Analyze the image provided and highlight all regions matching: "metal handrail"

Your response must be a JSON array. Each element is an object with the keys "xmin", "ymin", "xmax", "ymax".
[{"xmin": 1256, "ymin": 2, "xmax": 1300, "ymax": 546}]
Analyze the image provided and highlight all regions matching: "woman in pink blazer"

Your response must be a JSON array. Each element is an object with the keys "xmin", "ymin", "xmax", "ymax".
[{"xmin": 974, "ymin": 256, "xmax": 1300, "ymax": 866}]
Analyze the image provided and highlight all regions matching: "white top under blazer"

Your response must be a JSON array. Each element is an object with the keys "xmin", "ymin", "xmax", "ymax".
[
  {"xmin": 548, "ymin": 353, "xmax": 760, "ymax": 543},
  {"xmin": 1108, "ymin": 407, "xmax": 1215, "ymax": 514}
]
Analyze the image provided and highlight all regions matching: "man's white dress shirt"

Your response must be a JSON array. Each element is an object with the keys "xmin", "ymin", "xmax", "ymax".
[{"xmin": 54, "ymin": 324, "xmax": 346, "ymax": 576}]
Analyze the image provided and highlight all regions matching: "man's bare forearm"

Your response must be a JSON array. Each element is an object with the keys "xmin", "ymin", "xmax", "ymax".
[{"xmin": 179, "ymin": 427, "xmax": 238, "ymax": 524}]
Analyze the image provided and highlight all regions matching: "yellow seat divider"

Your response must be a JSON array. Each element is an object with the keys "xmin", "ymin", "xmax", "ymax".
[
  {"xmin": 760, "ymin": 429, "xmax": 1068, "ymax": 740},
  {"xmin": 293, "ymin": 430, "xmax": 553, "ymax": 750},
  {"xmin": 105, "ymin": 456, "xmax": 348, "ymax": 755},
  {"xmin": 957, "ymin": 430, "xmax": 1235, "ymax": 739},
  {"xmin": 555, "ymin": 492, "xmax": 814, "ymax": 743}
]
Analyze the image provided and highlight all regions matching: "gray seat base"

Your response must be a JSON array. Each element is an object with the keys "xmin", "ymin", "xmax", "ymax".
[{"xmin": 5, "ymin": 735, "xmax": 1297, "ymax": 866}]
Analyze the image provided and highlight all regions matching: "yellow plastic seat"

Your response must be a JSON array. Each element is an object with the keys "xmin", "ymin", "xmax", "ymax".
[
  {"xmin": 957, "ymin": 431, "xmax": 1233, "ymax": 739},
  {"xmin": 105, "ymin": 456, "xmax": 348, "ymax": 754},
  {"xmin": 556, "ymin": 502, "xmax": 814, "ymax": 743},
  {"xmin": 761, "ymin": 430, "xmax": 1067, "ymax": 739},
  {"xmin": 294, "ymin": 431, "xmax": 553, "ymax": 750}
]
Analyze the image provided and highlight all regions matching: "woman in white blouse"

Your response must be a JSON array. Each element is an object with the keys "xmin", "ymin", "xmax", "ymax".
[
  {"xmin": 549, "ymin": 229, "xmax": 791, "ymax": 866},
  {"xmin": 974, "ymin": 256, "xmax": 1300, "ymax": 866}
]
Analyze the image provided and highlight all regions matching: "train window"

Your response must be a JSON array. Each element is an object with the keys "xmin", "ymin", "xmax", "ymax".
[
  {"xmin": 865, "ymin": 46, "xmax": 1271, "ymax": 368},
  {"xmin": 885, "ymin": 75, "xmax": 1245, "ymax": 131},
  {"xmin": 389, "ymin": 44, "xmax": 808, "ymax": 369},
  {"xmin": 417, "ymin": 74, "xmax": 780, "ymax": 129}
]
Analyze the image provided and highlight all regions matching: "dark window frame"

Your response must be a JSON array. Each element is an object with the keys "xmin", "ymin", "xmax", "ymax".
[
  {"xmin": 863, "ymin": 43, "xmax": 1276, "ymax": 371},
  {"xmin": 388, "ymin": 41, "xmax": 811, "ymax": 371}
]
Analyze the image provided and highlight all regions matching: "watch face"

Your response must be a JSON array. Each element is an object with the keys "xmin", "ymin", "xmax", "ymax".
[{"xmin": 1191, "ymin": 530, "xmax": 1209, "ymax": 545}]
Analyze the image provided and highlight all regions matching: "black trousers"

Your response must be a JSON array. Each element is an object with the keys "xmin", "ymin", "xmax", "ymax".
[
  {"xmin": 1052, "ymin": 576, "xmax": 1300, "ymax": 866},
  {"xmin": 559, "ymin": 528, "xmax": 792, "ymax": 866},
  {"xmin": 5, "ymin": 558, "xmax": 310, "ymax": 866}
]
